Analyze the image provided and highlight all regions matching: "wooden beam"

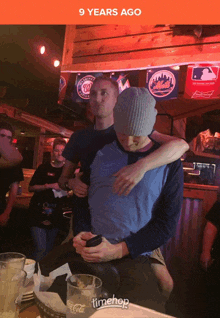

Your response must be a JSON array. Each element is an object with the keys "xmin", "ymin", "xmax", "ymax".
[
  {"xmin": 72, "ymin": 31, "xmax": 220, "ymax": 58},
  {"xmin": 62, "ymin": 42, "xmax": 220, "ymax": 72},
  {"xmin": 62, "ymin": 25, "xmax": 77, "ymax": 66},
  {"xmin": 0, "ymin": 103, "xmax": 73, "ymax": 137},
  {"xmin": 74, "ymin": 25, "xmax": 169, "ymax": 42}
]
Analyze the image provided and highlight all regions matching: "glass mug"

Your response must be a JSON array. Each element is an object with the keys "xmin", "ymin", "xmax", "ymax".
[
  {"xmin": 0, "ymin": 253, "xmax": 26, "ymax": 271},
  {"xmin": 0, "ymin": 268, "xmax": 27, "ymax": 318},
  {"xmin": 66, "ymin": 274, "xmax": 102, "ymax": 318}
]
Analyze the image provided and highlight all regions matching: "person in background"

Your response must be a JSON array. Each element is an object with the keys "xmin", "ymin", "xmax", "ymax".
[
  {"xmin": 28, "ymin": 137, "xmax": 70, "ymax": 262},
  {"xmin": 0, "ymin": 121, "xmax": 24, "ymax": 251},
  {"xmin": 0, "ymin": 121, "xmax": 23, "ymax": 168},
  {"xmin": 59, "ymin": 76, "xmax": 188, "ymax": 298},
  {"xmin": 200, "ymin": 200, "xmax": 220, "ymax": 317}
]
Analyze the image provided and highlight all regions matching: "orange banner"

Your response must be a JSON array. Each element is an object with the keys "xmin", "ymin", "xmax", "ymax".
[{"xmin": 0, "ymin": 0, "xmax": 219, "ymax": 24}]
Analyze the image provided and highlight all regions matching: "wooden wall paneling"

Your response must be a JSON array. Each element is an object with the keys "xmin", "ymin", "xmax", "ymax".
[
  {"xmin": 73, "ymin": 30, "xmax": 174, "ymax": 58},
  {"xmin": 161, "ymin": 186, "xmax": 218, "ymax": 316},
  {"xmin": 162, "ymin": 185, "xmax": 218, "ymax": 277},
  {"xmin": 74, "ymin": 25, "xmax": 169, "ymax": 42},
  {"xmin": 72, "ymin": 31, "xmax": 220, "ymax": 59},
  {"xmin": 62, "ymin": 42, "xmax": 220, "ymax": 72}
]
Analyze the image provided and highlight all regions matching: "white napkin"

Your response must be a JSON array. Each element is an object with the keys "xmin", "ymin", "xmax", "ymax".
[
  {"xmin": 33, "ymin": 263, "xmax": 72, "ymax": 314},
  {"xmin": 52, "ymin": 189, "xmax": 68, "ymax": 198}
]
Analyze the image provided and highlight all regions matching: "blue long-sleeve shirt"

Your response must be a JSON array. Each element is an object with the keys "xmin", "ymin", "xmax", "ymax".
[
  {"xmin": 63, "ymin": 126, "xmax": 183, "ymax": 258},
  {"xmin": 88, "ymin": 140, "xmax": 183, "ymax": 258}
]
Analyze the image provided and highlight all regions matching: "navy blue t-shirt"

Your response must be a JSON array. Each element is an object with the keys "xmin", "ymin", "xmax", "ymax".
[{"xmin": 63, "ymin": 125, "xmax": 116, "ymax": 185}]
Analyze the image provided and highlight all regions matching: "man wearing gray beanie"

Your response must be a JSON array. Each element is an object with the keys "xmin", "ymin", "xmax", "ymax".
[
  {"xmin": 71, "ymin": 86, "xmax": 183, "ymax": 313},
  {"xmin": 40, "ymin": 82, "xmax": 184, "ymax": 313},
  {"xmin": 114, "ymin": 87, "xmax": 157, "ymax": 138}
]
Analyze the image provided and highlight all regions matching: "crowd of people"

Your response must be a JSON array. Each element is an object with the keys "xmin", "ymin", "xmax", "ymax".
[{"xmin": 1, "ymin": 76, "xmax": 219, "ymax": 315}]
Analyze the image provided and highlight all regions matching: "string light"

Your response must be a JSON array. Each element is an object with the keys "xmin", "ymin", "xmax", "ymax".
[
  {"xmin": 54, "ymin": 60, "xmax": 60, "ymax": 67},
  {"xmin": 40, "ymin": 46, "xmax": 46, "ymax": 54}
]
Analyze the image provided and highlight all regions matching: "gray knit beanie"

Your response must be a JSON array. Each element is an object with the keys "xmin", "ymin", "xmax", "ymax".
[{"xmin": 114, "ymin": 87, "xmax": 157, "ymax": 136}]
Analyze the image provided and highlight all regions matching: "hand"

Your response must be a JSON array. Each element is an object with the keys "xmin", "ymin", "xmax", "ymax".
[
  {"xmin": 68, "ymin": 173, "xmax": 88, "ymax": 197},
  {"xmin": 113, "ymin": 160, "xmax": 146, "ymax": 196},
  {"xmin": 73, "ymin": 231, "xmax": 95, "ymax": 254},
  {"xmin": 51, "ymin": 183, "xmax": 61, "ymax": 191},
  {"xmin": 200, "ymin": 251, "xmax": 213, "ymax": 270},
  {"xmin": 45, "ymin": 183, "xmax": 61, "ymax": 191},
  {"xmin": 0, "ymin": 212, "xmax": 10, "ymax": 226},
  {"xmin": 80, "ymin": 237, "xmax": 124, "ymax": 263}
]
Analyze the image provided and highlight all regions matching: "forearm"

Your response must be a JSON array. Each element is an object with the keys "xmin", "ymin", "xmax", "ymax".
[
  {"xmin": 125, "ymin": 160, "xmax": 183, "ymax": 258},
  {"xmin": 125, "ymin": 216, "xmax": 176, "ymax": 258},
  {"xmin": 28, "ymin": 184, "xmax": 52, "ymax": 192},
  {"xmin": 138, "ymin": 139, "xmax": 188, "ymax": 173},
  {"xmin": 202, "ymin": 221, "xmax": 218, "ymax": 254},
  {"xmin": 115, "ymin": 241, "xmax": 130, "ymax": 258},
  {"xmin": 0, "ymin": 141, "xmax": 23, "ymax": 168},
  {"xmin": 58, "ymin": 160, "xmax": 77, "ymax": 190}
]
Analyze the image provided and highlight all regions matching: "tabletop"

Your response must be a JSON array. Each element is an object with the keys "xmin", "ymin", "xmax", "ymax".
[{"xmin": 19, "ymin": 303, "xmax": 40, "ymax": 318}]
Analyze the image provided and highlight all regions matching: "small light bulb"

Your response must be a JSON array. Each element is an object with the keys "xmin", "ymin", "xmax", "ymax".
[
  {"xmin": 40, "ymin": 46, "xmax": 46, "ymax": 54},
  {"xmin": 54, "ymin": 60, "xmax": 60, "ymax": 67}
]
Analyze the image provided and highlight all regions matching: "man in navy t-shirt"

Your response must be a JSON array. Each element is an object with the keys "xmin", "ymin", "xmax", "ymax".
[{"xmin": 59, "ymin": 76, "xmax": 187, "ymax": 299}]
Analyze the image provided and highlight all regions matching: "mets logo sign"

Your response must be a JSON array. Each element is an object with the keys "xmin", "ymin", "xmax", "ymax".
[
  {"xmin": 77, "ymin": 75, "xmax": 95, "ymax": 99},
  {"xmin": 149, "ymin": 70, "xmax": 176, "ymax": 98}
]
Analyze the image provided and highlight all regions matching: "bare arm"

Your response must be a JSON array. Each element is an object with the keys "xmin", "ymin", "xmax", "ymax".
[
  {"xmin": 58, "ymin": 160, "xmax": 88, "ymax": 197},
  {"xmin": 28, "ymin": 183, "xmax": 60, "ymax": 192},
  {"xmin": 200, "ymin": 221, "xmax": 218, "ymax": 270},
  {"xmin": 113, "ymin": 131, "xmax": 189, "ymax": 195},
  {"xmin": 0, "ymin": 182, "xmax": 19, "ymax": 226},
  {"xmin": 0, "ymin": 137, "xmax": 23, "ymax": 168},
  {"xmin": 149, "ymin": 130, "xmax": 189, "ymax": 165},
  {"xmin": 58, "ymin": 160, "xmax": 78, "ymax": 190}
]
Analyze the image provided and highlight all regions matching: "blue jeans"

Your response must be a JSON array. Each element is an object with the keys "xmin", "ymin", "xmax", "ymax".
[{"xmin": 31, "ymin": 227, "xmax": 59, "ymax": 262}]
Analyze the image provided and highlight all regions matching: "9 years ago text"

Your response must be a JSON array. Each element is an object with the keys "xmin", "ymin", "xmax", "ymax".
[{"xmin": 79, "ymin": 8, "xmax": 142, "ymax": 16}]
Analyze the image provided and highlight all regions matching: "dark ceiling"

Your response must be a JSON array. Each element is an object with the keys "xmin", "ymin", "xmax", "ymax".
[{"xmin": 0, "ymin": 25, "xmax": 85, "ymax": 132}]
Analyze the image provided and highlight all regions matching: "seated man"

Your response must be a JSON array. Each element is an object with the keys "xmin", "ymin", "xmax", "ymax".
[
  {"xmin": 41, "ymin": 87, "xmax": 183, "ymax": 313},
  {"xmin": 60, "ymin": 76, "xmax": 188, "ymax": 298}
]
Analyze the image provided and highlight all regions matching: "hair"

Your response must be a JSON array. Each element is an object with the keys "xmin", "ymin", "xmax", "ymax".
[
  {"xmin": 53, "ymin": 137, "xmax": 67, "ymax": 150},
  {"xmin": 0, "ymin": 121, "xmax": 14, "ymax": 136},
  {"xmin": 92, "ymin": 76, "xmax": 119, "ymax": 96}
]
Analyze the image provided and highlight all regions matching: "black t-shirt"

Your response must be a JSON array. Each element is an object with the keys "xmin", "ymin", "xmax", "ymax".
[
  {"xmin": 206, "ymin": 201, "xmax": 220, "ymax": 259},
  {"xmin": 0, "ymin": 164, "xmax": 24, "ymax": 214},
  {"xmin": 29, "ymin": 162, "xmax": 70, "ymax": 228}
]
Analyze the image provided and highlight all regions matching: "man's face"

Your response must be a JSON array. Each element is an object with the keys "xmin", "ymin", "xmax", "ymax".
[
  {"xmin": 90, "ymin": 80, "xmax": 118, "ymax": 119},
  {"xmin": 0, "ymin": 129, "xmax": 13, "ymax": 144},
  {"xmin": 116, "ymin": 132, "xmax": 150, "ymax": 152},
  {"xmin": 53, "ymin": 144, "xmax": 65, "ymax": 163}
]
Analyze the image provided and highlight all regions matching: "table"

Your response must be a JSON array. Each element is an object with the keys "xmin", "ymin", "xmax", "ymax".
[
  {"xmin": 19, "ymin": 300, "xmax": 40, "ymax": 318},
  {"xmin": 19, "ymin": 305, "xmax": 40, "ymax": 318}
]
